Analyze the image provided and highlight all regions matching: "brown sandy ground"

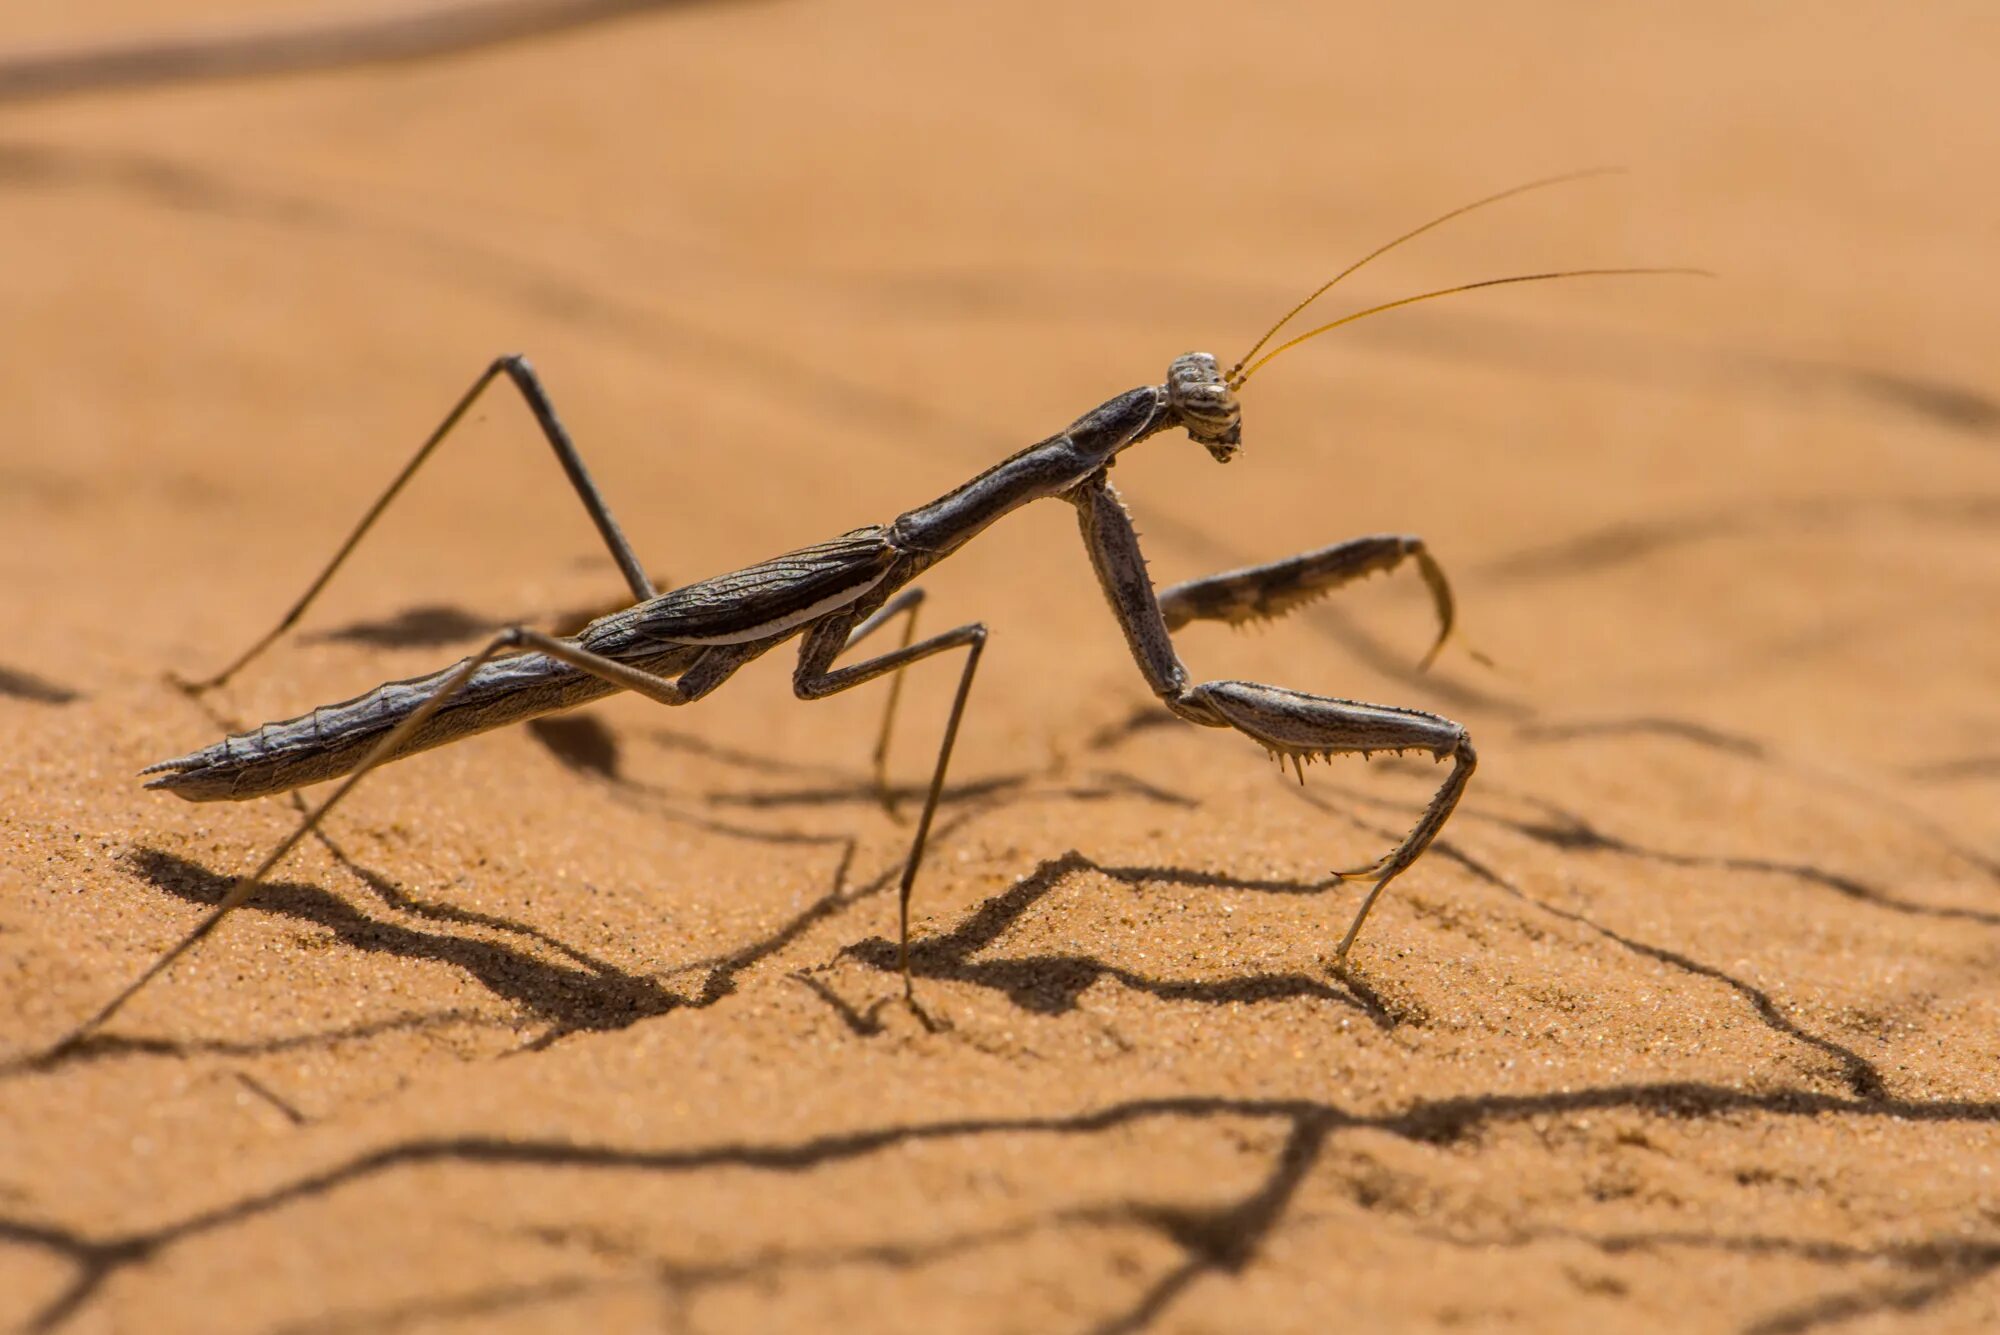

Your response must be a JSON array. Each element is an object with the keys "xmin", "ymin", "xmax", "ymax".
[{"xmin": 2, "ymin": 2, "xmax": 1998, "ymax": 1331}]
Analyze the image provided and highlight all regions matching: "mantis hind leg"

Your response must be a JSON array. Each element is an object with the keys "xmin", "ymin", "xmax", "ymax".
[
  {"xmin": 189, "ymin": 355, "xmax": 657, "ymax": 693},
  {"xmin": 52, "ymin": 633, "xmax": 753, "ymax": 1057}
]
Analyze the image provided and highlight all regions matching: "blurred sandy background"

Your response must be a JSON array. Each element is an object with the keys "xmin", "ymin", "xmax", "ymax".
[{"xmin": 2, "ymin": 2, "xmax": 1997, "ymax": 1330}]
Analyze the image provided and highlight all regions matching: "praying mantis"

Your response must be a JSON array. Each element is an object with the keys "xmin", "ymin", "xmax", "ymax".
[{"xmin": 54, "ymin": 170, "xmax": 1686, "ymax": 1052}]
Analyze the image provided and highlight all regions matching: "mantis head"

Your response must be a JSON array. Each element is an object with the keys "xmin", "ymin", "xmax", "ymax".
[{"xmin": 1165, "ymin": 352, "xmax": 1241, "ymax": 461}]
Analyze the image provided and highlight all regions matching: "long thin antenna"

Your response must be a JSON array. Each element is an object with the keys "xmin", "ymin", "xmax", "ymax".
[
  {"xmin": 1227, "ymin": 167, "xmax": 1623, "ymax": 381},
  {"xmin": 1231, "ymin": 267, "xmax": 1707, "ymax": 388}
]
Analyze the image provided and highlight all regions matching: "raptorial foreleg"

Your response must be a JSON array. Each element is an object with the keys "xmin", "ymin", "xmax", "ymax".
[
  {"xmin": 1069, "ymin": 473, "xmax": 1475, "ymax": 960},
  {"xmin": 1176, "ymin": 681, "xmax": 1476, "ymax": 958},
  {"xmin": 1157, "ymin": 533, "xmax": 1455, "ymax": 669}
]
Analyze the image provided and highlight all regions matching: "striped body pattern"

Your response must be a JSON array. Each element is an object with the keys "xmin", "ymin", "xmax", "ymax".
[{"xmin": 144, "ymin": 529, "xmax": 899, "ymax": 801}]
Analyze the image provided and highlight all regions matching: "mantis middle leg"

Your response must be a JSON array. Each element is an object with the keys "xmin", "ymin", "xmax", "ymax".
[{"xmin": 794, "ymin": 605, "xmax": 987, "ymax": 997}]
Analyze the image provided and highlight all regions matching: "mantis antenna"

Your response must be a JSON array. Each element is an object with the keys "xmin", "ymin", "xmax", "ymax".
[
  {"xmin": 1226, "ymin": 167, "xmax": 1624, "ymax": 382},
  {"xmin": 1230, "ymin": 267, "xmax": 1708, "ymax": 389}
]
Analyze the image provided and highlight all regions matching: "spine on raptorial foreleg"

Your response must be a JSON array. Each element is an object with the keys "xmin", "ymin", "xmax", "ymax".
[
  {"xmin": 140, "ymin": 642, "xmax": 690, "ymax": 802},
  {"xmin": 1188, "ymin": 681, "xmax": 1467, "ymax": 762}
]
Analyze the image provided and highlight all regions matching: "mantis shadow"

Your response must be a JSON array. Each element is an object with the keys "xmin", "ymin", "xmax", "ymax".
[
  {"xmin": 837, "ymin": 850, "xmax": 1392, "ymax": 1027},
  {"xmin": 0, "ymin": 1008, "xmax": 498, "ymax": 1084},
  {"xmin": 119, "ymin": 846, "xmax": 685, "ymax": 1036}
]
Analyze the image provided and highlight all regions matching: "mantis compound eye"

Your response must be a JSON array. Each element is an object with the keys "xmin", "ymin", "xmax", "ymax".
[{"xmin": 1166, "ymin": 351, "xmax": 1241, "ymax": 461}]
